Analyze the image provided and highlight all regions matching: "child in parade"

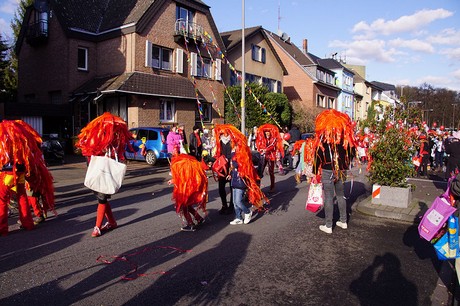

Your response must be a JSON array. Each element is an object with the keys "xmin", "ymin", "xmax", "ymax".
[
  {"xmin": 256, "ymin": 124, "xmax": 284, "ymax": 192},
  {"xmin": 169, "ymin": 154, "xmax": 207, "ymax": 231}
]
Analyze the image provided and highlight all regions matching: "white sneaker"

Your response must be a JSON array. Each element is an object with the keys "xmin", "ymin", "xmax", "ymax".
[
  {"xmin": 243, "ymin": 211, "xmax": 253, "ymax": 224},
  {"xmin": 230, "ymin": 219, "xmax": 243, "ymax": 225},
  {"xmin": 319, "ymin": 225, "xmax": 332, "ymax": 234},
  {"xmin": 336, "ymin": 221, "xmax": 348, "ymax": 229}
]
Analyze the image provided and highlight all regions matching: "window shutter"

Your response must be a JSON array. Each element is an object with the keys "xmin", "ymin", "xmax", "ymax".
[
  {"xmin": 175, "ymin": 48, "xmax": 184, "ymax": 73},
  {"xmin": 215, "ymin": 58, "xmax": 222, "ymax": 81},
  {"xmin": 261, "ymin": 48, "xmax": 266, "ymax": 63},
  {"xmin": 190, "ymin": 52, "xmax": 197, "ymax": 76},
  {"xmin": 251, "ymin": 44, "xmax": 256, "ymax": 60},
  {"xmin": 145, "ymin": 40, "xmax": 152, "ymax": 67}
]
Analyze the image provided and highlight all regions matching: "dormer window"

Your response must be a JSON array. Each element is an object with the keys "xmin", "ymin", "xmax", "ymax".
[{"xmin": 251, "ymin": 44, "xmax": 266, "ymax": 63}]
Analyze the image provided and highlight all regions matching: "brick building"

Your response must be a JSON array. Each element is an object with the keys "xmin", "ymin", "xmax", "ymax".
[{"xmin": 13, "ymin": 0, "xmax": 225, "ymax": 138}]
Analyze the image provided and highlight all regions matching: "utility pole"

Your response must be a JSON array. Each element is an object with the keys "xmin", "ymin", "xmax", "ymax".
[{"xmin": 241, "ymin": 0, "xmax": 246, "ymax": 134}]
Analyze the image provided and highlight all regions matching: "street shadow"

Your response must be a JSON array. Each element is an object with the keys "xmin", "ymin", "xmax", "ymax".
[
  {"xmin": 350, "ymin": 253, "xmax": 418, "ymax": 306},
  {"xmin": 262, "ymin": 172, "xmax": 301, "ymax": 213},
  {"xmin": 126, "ymin": 232, "xmax": 250, "ymax": 305},
  {"xmin": 0, "ymin": 214, "xmax": 243, "ymax": 305}
]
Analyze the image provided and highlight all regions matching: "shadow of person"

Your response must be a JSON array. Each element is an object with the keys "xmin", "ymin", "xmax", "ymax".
[
  {"xmin": 350, "ymin": 253, "xmax": 418, "ymax": 306},
  {"xmin": 125, "ymin": 232, "xmax": 251, "ymax": 305}
]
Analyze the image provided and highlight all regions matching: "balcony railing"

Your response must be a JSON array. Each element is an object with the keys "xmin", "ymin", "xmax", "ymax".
[
  {"xmin": 174, "ymin": 19, "xmax": 203, "ymax": 42},
  {"xmin": 26, "ymin": 21, "xmax": 48, "ymax": 45}
]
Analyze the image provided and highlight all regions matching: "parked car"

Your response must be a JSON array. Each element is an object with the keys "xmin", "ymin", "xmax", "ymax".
[
  {"xmin": 125, "ymin": 127, "xmax": 169, "ymax": 165},
  {"xmin": 301, "ymin": 132, "xmax": 315, "ymax": 140}
]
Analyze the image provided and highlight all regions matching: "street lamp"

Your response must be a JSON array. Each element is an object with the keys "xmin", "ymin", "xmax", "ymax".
[
  {"xmin": 240, "ymin": 0, "xmax": 246, "ymax": 134},
  {"xmin": 423, "ymin": 109, "xmax": 434, "ymax": 126},
  {"xmin": 452, "ymin": 103, "xmax": 457, "ymax": 130}
]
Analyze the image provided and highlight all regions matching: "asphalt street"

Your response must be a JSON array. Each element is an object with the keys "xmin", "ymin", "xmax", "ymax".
[{"xmin": 0, "ymin": 156, "xmax": 447, "ymax": 305}]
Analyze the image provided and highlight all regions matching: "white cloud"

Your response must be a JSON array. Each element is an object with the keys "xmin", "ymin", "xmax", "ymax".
[
  {"xmin": 439, "ymin": 48, "xmax": 460, "ymax": 61},
  {"xmin": 352, "ymin": 9, "xmax": 454, "ymax": 39},
  {"xmin": 0, "ymin": 0, "xmax": 19, "ymax": 14},
  {"xmin": 453, "ymin": 69, "xmax": 460, "ymax": 79},
  {"xmin": 388, "ymin": 38, "xmax": 434, "ymax": 53},
  {"xmin": 329, "ymin": 39, "xmax": 401, "ymax": 63},
  {"xmin": 427, "ymin": 28, "xmax": 460, "ymax": 46}
]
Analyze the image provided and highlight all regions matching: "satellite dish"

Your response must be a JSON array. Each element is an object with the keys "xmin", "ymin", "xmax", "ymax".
[{"xmin": 281, "ymin": 32, "xmax": 290, "ymax": 42}]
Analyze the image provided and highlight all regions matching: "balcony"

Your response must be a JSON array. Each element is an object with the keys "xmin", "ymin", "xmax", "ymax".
[
  {"xmin": 174, "ymin": 19, "xmax": 203, "ymax": 43},
  {"xmin": 26, "ymin": 20, "xmax": 48, "ymax": 46}
]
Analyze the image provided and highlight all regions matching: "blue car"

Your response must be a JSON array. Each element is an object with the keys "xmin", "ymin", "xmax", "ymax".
[{"xmin": 125, "ymin": 127, "xmax": 169, "ymax": 165}]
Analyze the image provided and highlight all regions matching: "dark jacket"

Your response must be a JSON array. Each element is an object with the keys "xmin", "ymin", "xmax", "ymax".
[
  {"xmin": 314, "ymin": 142, "xmax": 353, "ymax": 174},
  {"xmin": 230, "ymin": 159, "xmax": 246, "ymax": 189}
]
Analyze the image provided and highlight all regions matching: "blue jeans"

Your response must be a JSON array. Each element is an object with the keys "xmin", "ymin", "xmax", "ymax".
[
  {"xmin": 321, "ymin": 169, "xmax": 347, "ymax": 228},
  {"xmin": 232, "ymin": 188, "xmax": 249, "ymax": 220}
]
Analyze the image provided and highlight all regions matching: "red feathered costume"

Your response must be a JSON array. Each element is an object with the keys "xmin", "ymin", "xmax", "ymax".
[
  {"xmin": 0, "ymin": 120, "xmax": 55, "ymax": 236},
  {"xmin": 76, "ymin": 112, "xmax": 133, "ymax": 237},
  {"xmin": 170, "ymin": 154, "xmax": 207, "ymax": 230},
  {"xmin": 255, "ymin": 123, "xmax": 284, "ymax": 192},
  {"xmin": 214, "ymin": 124, "xmax": 268, "ymax": 209}
]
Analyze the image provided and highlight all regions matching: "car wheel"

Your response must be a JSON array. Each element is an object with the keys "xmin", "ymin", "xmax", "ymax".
[{"xmin": 145, "ymin": 151, "xmax": 157, "ymax": 165}]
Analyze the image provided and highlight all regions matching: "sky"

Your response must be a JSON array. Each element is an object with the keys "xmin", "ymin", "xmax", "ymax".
[{"xmin": 0, "ymin": 0, "xmax": 459, "ymax": 92}]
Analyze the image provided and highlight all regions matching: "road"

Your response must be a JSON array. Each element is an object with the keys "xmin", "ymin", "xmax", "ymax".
[{"xmin": 0, "ymin": 158, "xmax": 445, "ymax": 305}]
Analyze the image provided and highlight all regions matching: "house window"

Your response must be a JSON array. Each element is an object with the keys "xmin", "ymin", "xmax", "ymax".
[
  {"xmin": 152, "ymin": 46, "xmax": 172, "ymax": 71},
  {"xmin": 176, "ymin": 6, "xmax": 194, "ymax": 24},
  {"xmin": 317, "ymin": 95, "xmax": 326, "ymax": 108},
  {"xmin": 196, "ymin": 103, "xmax": 212, "ymax": 122},
  {"xmin": 197, "ymin": 58, "xmax": 212, "ymax": 78},
  {"xmin": 251, "ymin": 44, "xmax": 266, "ymax": 63},
  {"xmin": 49, "ymin": 90, "xmax": 63, "ymax": 104},
  {"xmin": 230, "ymin": 70, "xmax": 240, "ymax": 86},
  {"xmin": 160, "ymin": 99, "xmax": 175, "ymax": 122},
  {"xmin": 77, "ymin": 47, "xmax": 88, "ymax": 71}
]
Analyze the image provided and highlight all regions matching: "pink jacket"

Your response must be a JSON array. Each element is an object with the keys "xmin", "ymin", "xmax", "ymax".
[{"xmin": 167, "ymin": 131, "xmax": 182, "ymax": 154}]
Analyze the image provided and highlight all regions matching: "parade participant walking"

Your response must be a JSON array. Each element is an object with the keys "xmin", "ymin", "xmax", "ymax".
[
  {"xmin": 214, "ymin": 124, "xmax": 268, "ymax": 224},
  {"xmin": 256, "ymin": 124, "xmax": 284, "ymax": 192},
  {"xmin": 418, "ymin": 133, "xmax": 430, "ymax": 178},
  {"xmin": 169, "ymin": 154, "xmax": 207, "ymax": 232},
  {"xmin": 313, "ymin": 109, "xmax": 357, "ymax": 234},
  {"xmin": 76, "ymin": 112, "xmax": 133, "ymax": 238},
  {"xmin": 0, "ymin": 120, "xmax": 55, "ymax": 236},
  {"xmin": 213, "ymin": 129, "xmax": 234, "ymax": 214},
  {"xmin": 188, "ymin": 125, "xmax": 203, "ymax": 161}
]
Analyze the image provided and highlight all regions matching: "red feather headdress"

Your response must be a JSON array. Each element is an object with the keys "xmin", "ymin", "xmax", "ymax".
[
  {"xmin": 314, "ymin": 109, "xmax": 357, "ymax": 149},
  {"xmin": 255, "ymin": 123, "xmax": 284, "ymax": 158},
  {"xmin": 0, "ymin": 120, "xmax": 55, "ymax": 212},
  {"xmin": 170, "ymin": 154, "xmax": 208, "ymax": 213},
  {"xmin": 76, "ymin": 112, "xmax": 133, "ymax": 159}
]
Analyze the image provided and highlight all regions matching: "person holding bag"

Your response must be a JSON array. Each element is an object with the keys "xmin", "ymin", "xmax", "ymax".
[
  {"xmin": 76, "ymin": 113, "xmax": 133, "ymax": 238},
  {"xmin": 313, "ymin": 109, "xmax": 357, "ymax": 234}
]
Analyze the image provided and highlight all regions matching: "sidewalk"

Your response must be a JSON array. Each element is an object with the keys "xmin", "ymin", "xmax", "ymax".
[
  {"xmin": 353, "ymin": 175, "xmax": 456, "ymax": 306},
  {"xmin": 354, "ymin": 177, "xmax": 448, "ymax": 223}
]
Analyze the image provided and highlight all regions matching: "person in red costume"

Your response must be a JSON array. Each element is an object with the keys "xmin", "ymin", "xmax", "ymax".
[
  {"xmin": 256, "ymin": 124, "xmax": 284, "ymax": 192},
  {"xmin": 169, "ymin": 154, "xmax": 207, "ymax": 232},
  {"xmin": 214, "ymin": 124, "xmax": 268, "ymax": 220},
  {"xmin": 76, "ymin": 112, "xmax": 133, "ymax": 238},
  {"xmin": 0, "ymin": 120, "xmax": 55, "ymax": 236}
]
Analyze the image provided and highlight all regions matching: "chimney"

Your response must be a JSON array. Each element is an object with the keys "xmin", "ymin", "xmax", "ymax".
[{"xmin": 302, "ymin": 39, "xmax": 308, "ymax": 54}]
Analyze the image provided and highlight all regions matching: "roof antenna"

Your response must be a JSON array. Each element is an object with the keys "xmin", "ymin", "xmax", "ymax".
[{"xmin": 277, "ymin": 0, "xmax": 281, "ymax": 33}]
